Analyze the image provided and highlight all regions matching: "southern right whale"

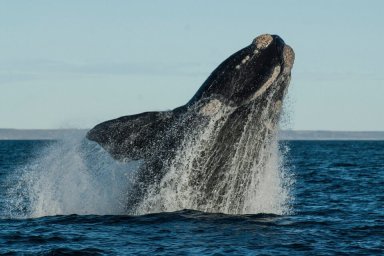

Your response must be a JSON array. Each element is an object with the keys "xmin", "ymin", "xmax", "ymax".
[{"xmin": 87, "ymin": 34, "xmax": 295, "ymax": 214}]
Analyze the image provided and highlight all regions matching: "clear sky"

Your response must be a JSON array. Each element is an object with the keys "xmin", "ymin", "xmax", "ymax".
[{"xmin": 1, "ymin": 0, "xmax": 383, "ymax": 131}]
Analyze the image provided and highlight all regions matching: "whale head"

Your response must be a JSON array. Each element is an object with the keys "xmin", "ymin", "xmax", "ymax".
[{"xmin": 189, "ymin": 34, "xmax": 294, "ymax": 108}]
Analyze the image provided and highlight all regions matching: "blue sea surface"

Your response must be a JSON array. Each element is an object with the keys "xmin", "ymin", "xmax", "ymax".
[{"xmin": 0, "ymin": 140, "xmax": 383, "ymax": 255}]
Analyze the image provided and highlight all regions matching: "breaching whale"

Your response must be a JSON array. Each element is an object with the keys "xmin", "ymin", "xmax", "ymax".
[{"xmin": 87, "ymin": 34, "xmax": 295, "ymax": 214}]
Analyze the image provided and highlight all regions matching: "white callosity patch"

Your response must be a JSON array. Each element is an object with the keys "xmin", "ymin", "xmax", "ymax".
[
  {"xmin": 236, "ymin": 55, "xmax": 251, "ymax": 70},
  {"xmin": 238, "ymin": 35, "xmax": 273, "ymax": 71},
  {"xmin": 241, "ymin": 55, "xmax": 250, "ymax": 64},
  {"xmin": 253, "ymin": 34, "xmax": 273, "ymax": 49},
  {"xmin": 283, "ymin": 45, "xmax": 295, "ymax": 74},
  {"xmin": 199, "ymin": 99, "xmax": 223, "ymax": 116}
]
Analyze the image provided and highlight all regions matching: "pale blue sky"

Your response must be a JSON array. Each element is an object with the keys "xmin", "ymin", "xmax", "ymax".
[{"xmin": 1, "ymin": 0, "xmax": 383, "ymax": 130}]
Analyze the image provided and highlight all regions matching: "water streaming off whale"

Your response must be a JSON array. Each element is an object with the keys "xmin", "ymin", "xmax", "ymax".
[{"xmin": 135, "ymin": 85, "xmax": 293, "ymax": 215}]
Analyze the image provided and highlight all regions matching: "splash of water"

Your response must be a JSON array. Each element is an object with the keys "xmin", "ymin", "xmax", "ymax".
[{"xmin": 5, "ymin": 135, "xmax": 138, "ymax": 218}]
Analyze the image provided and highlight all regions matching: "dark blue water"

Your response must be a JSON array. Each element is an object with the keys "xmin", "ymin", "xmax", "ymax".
[{"xmin": 0, "ymin": 140, "xmax": 383, "ymax": 255}]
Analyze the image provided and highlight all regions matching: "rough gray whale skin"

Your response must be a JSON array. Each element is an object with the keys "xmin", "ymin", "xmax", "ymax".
[{"xmin": 87, "ymin": 34, "xmax": 295, "ymax": 213}]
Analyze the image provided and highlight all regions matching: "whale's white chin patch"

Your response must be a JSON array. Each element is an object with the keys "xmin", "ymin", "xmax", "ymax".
[{"xmin": 251, "ymin": 65, "xmax": 281, "ymax": 100}]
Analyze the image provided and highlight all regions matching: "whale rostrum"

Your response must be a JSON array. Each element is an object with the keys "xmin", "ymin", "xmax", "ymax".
[{"xmin": 87, "ymin": 34, "xmax": 295, "ymax": 214}]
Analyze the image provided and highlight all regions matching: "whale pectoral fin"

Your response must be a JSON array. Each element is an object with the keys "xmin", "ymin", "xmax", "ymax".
[{"xmin": 86, "ymin": 111, "xmax": 174, "ymax": 160}]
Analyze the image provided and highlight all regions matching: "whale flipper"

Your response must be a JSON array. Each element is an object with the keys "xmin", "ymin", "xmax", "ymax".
[{"xmin": 87, "ymin": 111, "xmax": 176, "ymax": 161}]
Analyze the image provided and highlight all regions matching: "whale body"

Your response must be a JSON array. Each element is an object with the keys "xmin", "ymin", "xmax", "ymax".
[{"xmin": 87, "ymin": 34, "xmax": 295, "ymax": 214}]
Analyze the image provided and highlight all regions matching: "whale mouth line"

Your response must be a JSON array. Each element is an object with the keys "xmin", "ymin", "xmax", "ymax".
[{"xmin": 250, "ymin": 65, "xmax": 281, "ymax": 102}]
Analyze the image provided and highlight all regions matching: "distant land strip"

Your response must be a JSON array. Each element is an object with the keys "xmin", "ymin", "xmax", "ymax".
[{"xmin": 1, "ymin": 129, "xmax": 384, "ymax": 141}]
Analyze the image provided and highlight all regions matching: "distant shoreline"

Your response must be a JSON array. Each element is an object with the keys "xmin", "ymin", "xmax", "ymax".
[
  {"xmin": 0, "ymin": 129, "xmax": 87, "ymax": 140},
  {"xmin": 279, "ymin": 130, "xmax": 384, "ymax": 141},
  {"xmin": 1, "ymin": 129, "xmax": 384, "ymax": 141}
]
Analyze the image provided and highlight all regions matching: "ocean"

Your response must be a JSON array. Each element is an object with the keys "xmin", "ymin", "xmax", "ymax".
[{"xmin": 0, "ymin": 140, "xmax": 383, "ymax": 255}]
